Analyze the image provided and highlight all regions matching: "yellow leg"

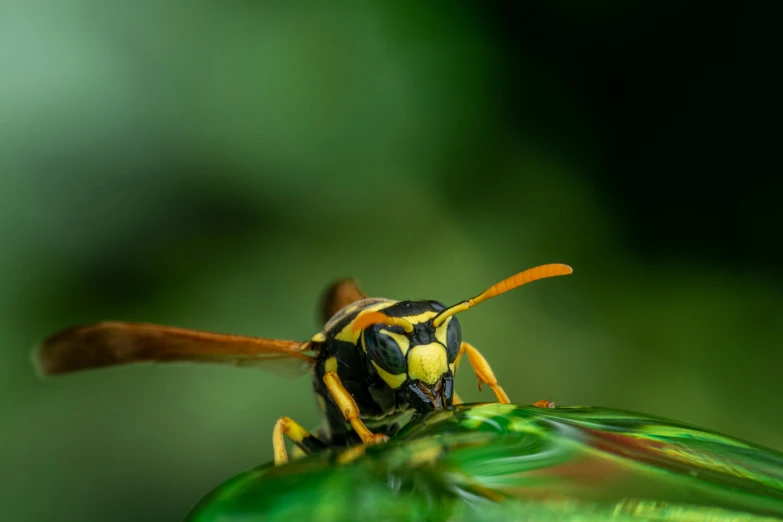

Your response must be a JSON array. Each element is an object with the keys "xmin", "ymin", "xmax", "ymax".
[
  {"xmin": 533, "ymin": 399, "xmax": 556, "ymax": 408},
  {"xmin": 451, "ymin": 346, "xmax": 466, "ymax": 405},
  {"xmin": 459, "ymin": 342, "xmax": 510, "ymax": 403},
  {"xmin": 323, "ymin": 370, "xmax": 389, "ymax": 445},
  {"xmin": 452, "ymin": 347, "xmax": 465, "ymax": 406},
  {"xmin": 291, "ymin": 445, "xmax": 307, "ymax": 459},
  {"xmin": 454, "ymin": 344, "xmax": 465, "ymax": 372},
  {"xmin": 272, "ymin": 416, "xmax": 325, "ymax": 466}
]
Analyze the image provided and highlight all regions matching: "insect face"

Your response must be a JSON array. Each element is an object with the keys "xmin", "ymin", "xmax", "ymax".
[
  {"xmin": 352, "ymin": 264, "xmax": 574, "ymax": 417},
  {"xmin": 360, "ymin": 301, "xmax": 462, "ymax": 413}
]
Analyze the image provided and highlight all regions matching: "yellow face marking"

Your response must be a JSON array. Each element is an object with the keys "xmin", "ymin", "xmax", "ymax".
[
  {"xmin": 407, "ymin": 342, "xmax": 447, "ymax": 385},
  {"xmin": 311, "ymin": 332, "xmax": 327, "ymax": 343},
  {"xmin": 335, "ymin": 302, "xmax": 395, "ymax": 344},
  {"xmin": 434, "ymin": 316, "xmax": 451, "ymax": 348},
  {"xmin": 380, "ymin": 330, "xmax": 410, "ymax": 355},
  {"xmin": 371, "ymin": 361, "xmax": 407, "ymax": 389},
  {"xmin": 324, "ymin": 356, "xmax": 338, "ymax": 374}
]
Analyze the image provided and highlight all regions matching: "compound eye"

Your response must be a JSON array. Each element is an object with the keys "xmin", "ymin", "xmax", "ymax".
[
  {"xmin": 363, "ymin": 326, "xmax": 407, "ymax": 374},
  {"xmin": 445, "ymin": 317, "xmax": 462, "ymax": 362},
  {"xmin": 429, "ymin": 300, "xmax": 447, "ymax": 312}
]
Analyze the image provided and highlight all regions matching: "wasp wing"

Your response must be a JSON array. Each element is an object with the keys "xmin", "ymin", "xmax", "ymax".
[
  {"xmin": 320, "ymin": 278, "xmax": 368, "ymax": 325},
  {"xmin": 34, "ymin": 322, "xmax": 314, "ymax": 378}
]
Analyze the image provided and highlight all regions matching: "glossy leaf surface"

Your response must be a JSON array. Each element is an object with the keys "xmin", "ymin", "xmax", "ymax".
[{"xmin": 187, "ymin": 404, "xmax": 783, "ymax": 521}]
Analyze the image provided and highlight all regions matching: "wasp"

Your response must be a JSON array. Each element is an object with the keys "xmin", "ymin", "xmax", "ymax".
[{"xmin": 34, "ymin": 263, "xmax": 572, "ymax": 465}]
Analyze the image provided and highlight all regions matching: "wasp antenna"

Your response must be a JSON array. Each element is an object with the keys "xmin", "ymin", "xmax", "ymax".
[
  {"xmin": 431, "ymin": 263, "xmax": 573, "ymax": 327},
  {"xmin": 352, "ymin": 311, "xmax": 414, "ymax": 333}
]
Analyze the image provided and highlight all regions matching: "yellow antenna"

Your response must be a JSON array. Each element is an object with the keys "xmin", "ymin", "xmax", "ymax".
[
  {"xmin": 431, "ymin": 263, "xmax": 573, "ymax": 328},
  {"xmin": 352, "ymin": 311, "xmax": 415, "ymax": 333}
]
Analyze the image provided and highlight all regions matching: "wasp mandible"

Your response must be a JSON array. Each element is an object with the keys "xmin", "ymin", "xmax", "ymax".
[{"xmin": 34, "ymin": 263, "xmax": 572, "ymax": 465}]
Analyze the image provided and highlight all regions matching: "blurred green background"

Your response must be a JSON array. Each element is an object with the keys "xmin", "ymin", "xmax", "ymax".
[{"xmin": 1, "ymin": 1, "xmax": 781, "ymax": 521}]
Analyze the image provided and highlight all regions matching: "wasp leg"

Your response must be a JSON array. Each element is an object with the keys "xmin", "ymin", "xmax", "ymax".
[
  {"xmin": 451, "ymin": 348, "xmax": 465, "ymax": 406},
  {"xmin": 453, "ymin": 343, "xmax": 466, "ymax": 372},
  {"xmin": 290, "ymin": 445, "xmax": 307, "ymax": 459},
  {"xmin": 272, "ymin": 416, "xmax": 328, "ymax": 466},
  {"xmin": 323, "ymin": 370, "xmax": 389, "ymax": 446},
  {"xmin": 533, "ymin": 399, "xmax": 556, "ymax": 408},
  {"xmin": 458, "ymin": 342, "xmax": 510, "ymax": 404}
]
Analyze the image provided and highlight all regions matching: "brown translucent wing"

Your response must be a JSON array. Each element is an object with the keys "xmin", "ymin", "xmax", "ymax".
[
  {"xmin": 34, "ymin": 322, "xmax": 315, "ymax": 378},
  {"xmin": 319, "ymin": 278, "xmax": 368, "ymax": 325}
]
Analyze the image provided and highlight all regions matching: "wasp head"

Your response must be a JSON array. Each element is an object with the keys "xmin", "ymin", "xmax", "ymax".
[
  {"xmin": 357, "ymin": 301, "xmax": 461, "ymax": 413},
  {"xmin": 351, "ymin": 264, "xmax": 573, "ymax": 414}
]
